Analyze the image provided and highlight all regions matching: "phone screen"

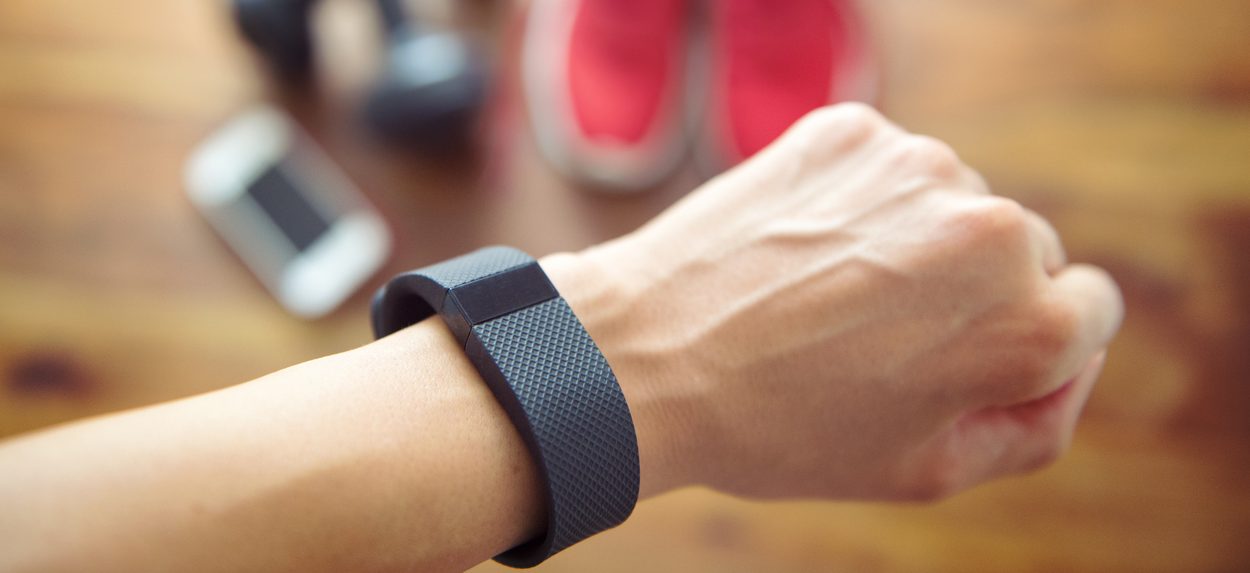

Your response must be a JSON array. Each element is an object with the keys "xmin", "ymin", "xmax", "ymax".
[{"xmin": 246, "ymin": 162, "xmax": 332, "ymax": 252}]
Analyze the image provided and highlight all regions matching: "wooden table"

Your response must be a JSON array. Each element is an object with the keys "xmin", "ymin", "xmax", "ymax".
[{"xmin": 2, "ymin": 1, "xmax": 1248, "ymax": 571}]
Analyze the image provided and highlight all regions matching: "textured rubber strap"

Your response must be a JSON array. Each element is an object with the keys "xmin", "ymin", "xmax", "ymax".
[{"xmin": 370, "ymin": 246, "xmax": 640, "ymax": 568}]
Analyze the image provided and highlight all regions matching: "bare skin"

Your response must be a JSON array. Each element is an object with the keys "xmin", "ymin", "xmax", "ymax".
[{"xmin": 0, "ymin": 104, "xmax": 1122, "ymax": 573}]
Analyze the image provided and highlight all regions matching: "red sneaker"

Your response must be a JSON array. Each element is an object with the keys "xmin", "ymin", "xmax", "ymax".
[
  {"xmin": 524, "ymin": 0, "xmax": 690, "ymax": 191},
  {"xmin": 698, "ymin": 0, "xmax": 875, "ymax": 171}
]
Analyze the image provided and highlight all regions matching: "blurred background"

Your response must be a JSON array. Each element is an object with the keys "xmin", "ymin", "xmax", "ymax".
[{"xmin": 1, "ymin": 0, "xmax": 1248, "ymax": 571}]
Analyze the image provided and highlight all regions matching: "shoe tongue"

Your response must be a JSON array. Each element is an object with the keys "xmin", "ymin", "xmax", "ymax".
[
  {"xmin": 568, "ymin": 0, "xmax": 686, "ymax": 143},
  {"xmin": 720, "ymin": 0, "xmax": 853, "ymax": 160},
  {"xmin": 578, "ymin": 0, "xmax": 685, "ymax": 44},
  {"xmin": 723, "ymin": 0, "xmax": 850, "ymax": 56}
]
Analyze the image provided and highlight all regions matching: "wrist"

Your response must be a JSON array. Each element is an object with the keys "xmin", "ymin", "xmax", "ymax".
[
  {"xmin": 370, "ymin": 246, "xmax": 657, "ymax": 566},
  {"xmin": 541, "ymin": 247, "xmax": 714, "ymax": 498}
]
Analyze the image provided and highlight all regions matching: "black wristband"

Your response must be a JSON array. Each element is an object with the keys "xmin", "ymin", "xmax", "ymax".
[{"xmin": 370, "ymin": 246, "xmax": 640, "ymax": 568}]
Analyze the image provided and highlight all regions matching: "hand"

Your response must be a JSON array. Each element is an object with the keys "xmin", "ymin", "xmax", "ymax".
[{"xmin": 544, "ymin": 103, "xmax": 1123, "ymax": 502}]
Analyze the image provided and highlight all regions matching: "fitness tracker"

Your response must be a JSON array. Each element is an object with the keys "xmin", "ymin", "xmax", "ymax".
[{"xmin": 370, "ymin": 246, "xmax": 640, "ymax": 568}]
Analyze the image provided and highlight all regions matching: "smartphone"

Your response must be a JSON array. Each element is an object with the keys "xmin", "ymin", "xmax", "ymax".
[{"xmin": 184, "ymin": 106, "xmax": 392, "ymax": 318}]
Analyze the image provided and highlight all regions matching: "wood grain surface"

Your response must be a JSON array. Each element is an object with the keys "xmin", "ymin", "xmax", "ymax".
[{"xmin": 1, "ymin": 1, "xmax": 1248, "ymax": 571}]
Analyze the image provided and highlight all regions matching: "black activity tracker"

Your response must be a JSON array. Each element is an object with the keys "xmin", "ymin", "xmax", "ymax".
[{"xmin": 370, "ymin": 246, "xmax": 640, "ymax": 568}]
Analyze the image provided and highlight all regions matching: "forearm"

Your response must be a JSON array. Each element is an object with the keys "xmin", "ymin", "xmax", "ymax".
[
  {"xmin": 0, "ymin": 254, "xmax": 699, "ymax": 573},
  {"xmin": 0, "ymin": 103, "xmax": 1124, "ymax": 571},
  {"xmin": 0, "ymin": 320, "xmax": 543, "ymax": 573}
]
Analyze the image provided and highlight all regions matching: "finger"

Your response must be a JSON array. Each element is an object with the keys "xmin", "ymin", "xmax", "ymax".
[
  {"xmin": 1024, "ymin": 209, "xmax": 1067, "ymax": 275},
  {"xmin": 978, "ymin": 263, "xmax": 1118, "ymax": 407},
  {"xmin": 958, "ymin": 165, "xmax": 990, "ymax": 194},
  {"xmin": 1049, "ymin": 264, "xmax": 1124, "ymax": 368},
  {"xmin": 1017, "ymin": 264, "xmax": 1119, "ymax": 402},
  {"xmin": 994, "ymin": 351, "xmax": 1106, "ymax": 476},
  {"xmin": 769, "ymin": 102, "xmax": 899, "ymax": 161},
  {"xmin": 954, "ymin": 351, "xmax": 1107, "ymax": 486}
]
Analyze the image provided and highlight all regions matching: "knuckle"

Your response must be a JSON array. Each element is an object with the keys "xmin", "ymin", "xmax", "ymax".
[
  {"xmin": 817, "ymin": 101, "xmax": 886, "ymax": 129},
  {"xmin": 1007, "ymin": 349, "xmax": 1052, "ymax": 388},
  {"xmin": 1002, "ymin": 302, "xmax": 1078, "ymax": 391},
  {"xmin": 893, "ymin": 135, "xmax": 963, "ymax": 178},
  {"xmin": 792, "ymin": 103, "xmax": 887, "ymax": 150},
  {"xmin": 953, "ymin": 197, "xmax": 1030, "ymax": 246},
  {"xmin": 1030, "ymin": 302, "xmax": 1080, "ymax": 360}
]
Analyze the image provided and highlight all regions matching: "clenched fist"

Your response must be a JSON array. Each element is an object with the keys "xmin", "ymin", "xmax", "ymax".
[{"xmin": 543, "ymin": 103, "xmax": 1123, "ymax": 502}]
